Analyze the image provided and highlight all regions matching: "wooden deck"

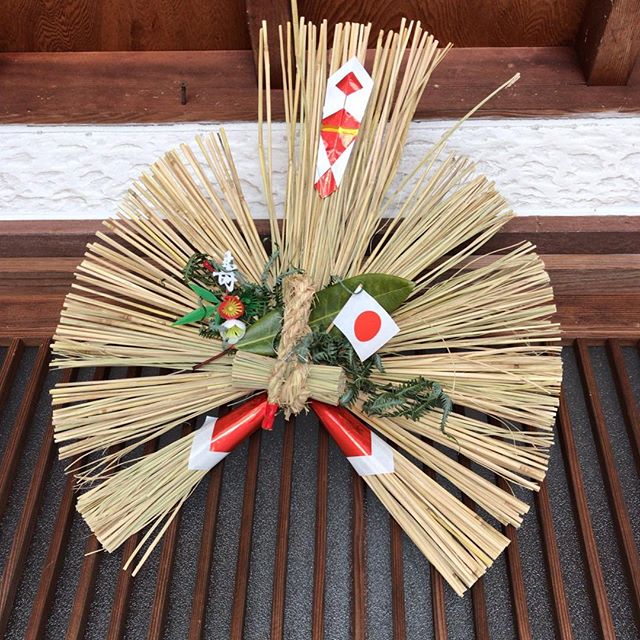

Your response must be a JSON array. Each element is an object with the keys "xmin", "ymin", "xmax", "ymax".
[{"xmin": 0, "ymin": 217, "xmax": 638, "ymax": 637}]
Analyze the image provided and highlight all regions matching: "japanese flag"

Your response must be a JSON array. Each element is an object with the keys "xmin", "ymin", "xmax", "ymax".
[{"xmin": 332, "ymin": 288, "xmax": 399, "ymax": 361}]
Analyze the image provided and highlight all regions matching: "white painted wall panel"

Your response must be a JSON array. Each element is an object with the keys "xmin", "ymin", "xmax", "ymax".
[{"xmin": 0, "ymin": 117, "xmax": 638, "ymax": 220}]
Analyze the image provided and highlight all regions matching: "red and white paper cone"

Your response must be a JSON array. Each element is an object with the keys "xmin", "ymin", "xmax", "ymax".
[
  {"xmin": 188, "ymin": 393, "xmax": 268, "ymax": 471},
  {"xmin": 311, "ymin": 401, "xmax": 395, "ymax": 476}
]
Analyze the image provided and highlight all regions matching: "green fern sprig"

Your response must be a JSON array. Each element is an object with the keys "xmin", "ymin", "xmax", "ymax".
[{"xmin": 362, "ymin": 377, "xmax": 452, "ymax": 428}]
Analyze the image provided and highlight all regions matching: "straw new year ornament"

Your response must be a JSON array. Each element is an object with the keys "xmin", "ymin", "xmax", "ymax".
[{"xmin": 50, "ymin": 7, "xmax": 562, "ymax": 596}]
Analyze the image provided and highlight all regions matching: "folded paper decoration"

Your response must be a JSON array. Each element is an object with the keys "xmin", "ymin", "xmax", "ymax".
[{"xmin": 315, "ymin": 57, "xmax": 373, "ymax": 197}]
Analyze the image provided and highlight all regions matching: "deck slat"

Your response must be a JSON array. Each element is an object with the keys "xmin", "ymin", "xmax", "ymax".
[
  {"xmin": 0, "ymin": 365, "xmax": 74, "ymax": 639},
  {"xmin": 351, "ymin": 472, "xmax": 366, "ymax": 640},
  {"xmin": 497, "ymin": 477, "xmax": 532, "ymax": 640},
  {"xmin": 230, "ymin": 429, "xmax": 262, "ymax": 639},
  {"xmin": 535, "ymin": 482, "xmax": 573, "ymax": 640},
  {"xmin": 0, "ymin": 340, "xmax": 50, "ymax": 519},
  {"xmin": 0, "ymin": 338, "xmax": 24, "ymax": 412},
  {"xmin": 606, "ymin": 340, "xmax": 640, "ymax": 475},
  {"xmin": 575, "ymin": 339, "xmax": 640, "ymax": 621},
  {"xmin": 270, "ymin": 418, "xmax": 295, "ymax": 640},
  {"xmin": 557, "ymin": 392, "xmax": 616, "ymax": 639},
  {"xmin": 311, "ymin": 427, "xmax": 329, "ymax": 640}
]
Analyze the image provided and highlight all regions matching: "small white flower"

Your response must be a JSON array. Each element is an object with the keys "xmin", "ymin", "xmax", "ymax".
[{"xmin": 219, "ymin": 319, "xmax": 246, "ymax": 345}]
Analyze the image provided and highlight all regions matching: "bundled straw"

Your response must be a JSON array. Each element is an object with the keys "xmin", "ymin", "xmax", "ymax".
[
  {"xmin": 366, "ymin": 452, "xmax": 510, "ymax": 596},
  {"xmin": 52, "ymin": 370, "xmax": 243, "ymax": 480},
  {"xmin": 77, "ymin": 432, "xmax": 205, "ymax": 574},
  {"xmin": 312, "ymin": 400, "xmax": 510, "ymax": 596},
  {"xmin": 232, "ymin": 351, "xmax": 346, "ymax": 405},
  {"xmin": 49, "ymin": 1, "xmax": 562, "ymax": 596}
]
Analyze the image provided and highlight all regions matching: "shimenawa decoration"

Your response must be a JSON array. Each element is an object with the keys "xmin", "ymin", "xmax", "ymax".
[{"xmin": 50, "ymin": 3, "xmax": 562, "ymax": 596}]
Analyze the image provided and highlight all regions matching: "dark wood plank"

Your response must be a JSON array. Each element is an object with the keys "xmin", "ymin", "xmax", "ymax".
[
  {"xmin": 430, "ymin": 565, "xmax": 448, "ymax": 640},
  {"xmin": 300, "ymin": 0, "xmax": 586, "ymax": 47},
  {"xmin": 270, "ymin": 418, "xmax": 295, "ymax": 640},
  {"xmin": 187, "ymin": 403, "xmax": 229, "ymax": 640},
  {"xmin": 575, "ymin": 339, "xmax": 640, "ymax": 622},
  {"xmin": 187, "ymin": 459, "xmax": 224, "ymax": 640},
  {"xmin": 0, "ymin": 366, "xmax": 74, "ymax": 639},
  {"xmin": 0, "ymin": 50, "xmax": 258, "ymax": 124},
  {"xmin": 390, "ymin": 520, "xmax": 407, "ymax": 640},
  {"xmin": 0, "ymin": 0, "xmax": 251, "ymax": 52},
  {"xmin": 497, "ymin": 477, "xmax": 532, "ymax": 640},
  {"xmin": 556, "ymin": 391, "xmax": 616, "ymax": 639},
  {"xmin": 3, "ymin": 218, "xmax": 640, "ymax": 341},
  {"xmin": 554, "ymin": 293, "xmax": 640, "ymax": 340},
  {"xmin": 230, "ymin": 429, "xmax": 262, "ymax": 640},
  {"xmin": 459, "ymin": 457, "xmax": 490, "ymax": 640},
  {"xmin": 0, "ymin": 47, "xmax": 638, "ymax": 124},
  {"xmin": 3, "ymin": 217, "xmax": 640, "ymax": 259},
  {"xmin": 351, "ymin": 471, "xmax": 366, "ymax": 640},
  {"xmin": 0, "ymin": 338, "xmax": 24, "ymax": 411},
  {"xmin": 25, "ymin": 367, "xmax": 108, "ymax": 640},
  {"xmin": 423, "ymin": 449, "xmax": 447, "ymax": 640},
  {"xmin": 0, "ymin": 340, "xmax": 50, "ymax": 518},
  {"xmin": 106, "ymin": 437, "xmax": 156, "ymax": 640},
  {"xmin": 245, "ymin": 0, "xmax": 292, "ymax": 88},
  {"xmin": 606, "ymin": 340, "xmax": 640, "ymax": 475},
  {"xmin": 535, "ymin": 482, "xmax": 574, "ymax": 640},
  {"xmin": 147, "ymin": 423, "xmax": 192, "ymax": 640},
  {"xmin": 66, "ymin": 534, "xmax": 101, "ymax": 640},
  {"xmin": 576, "ymin": 0, "xmax": 640, "ymax": 85},
  {"xmin": 469, "ymin": 572, "xmax": 490, "ymax": 640},
  {"xmin": 311, "ymin": 426, "xmax": 329, "ymax": 640}
]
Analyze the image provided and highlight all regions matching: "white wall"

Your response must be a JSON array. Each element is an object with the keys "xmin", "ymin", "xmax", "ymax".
[{"xmin": 0, "ymin": 117, "xmax": 638, "ymax": 220}]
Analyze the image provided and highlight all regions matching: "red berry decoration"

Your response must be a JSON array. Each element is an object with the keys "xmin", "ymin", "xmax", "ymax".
[
  {"xmin": 218, "ymin": 295, "xmax": 245, "ymax": 320},
  {"xmin": 202, "ymin": 260, "xmax": 214, "ymax": 272}
]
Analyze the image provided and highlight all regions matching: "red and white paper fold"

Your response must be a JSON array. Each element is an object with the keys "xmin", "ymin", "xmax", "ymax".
[
  {"xmin": 188, "ymin": 393, "xmax": 268, "ymax": 471},
  {"xmin": 311, "ymin": 401, "xmax": 395, "ymax": 476},
  {"xmin": 332, "ymin": 287, "xmax": 399, "ymax": 361},
  {"xmin": 314, "ymin": 57, "xmax": 373, "ymax": 198}
]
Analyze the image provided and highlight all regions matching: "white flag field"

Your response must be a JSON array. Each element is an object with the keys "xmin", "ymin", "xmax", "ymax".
[{"xmin": 332, "ymin": 288, "xmax": 399, "ymax": 361}]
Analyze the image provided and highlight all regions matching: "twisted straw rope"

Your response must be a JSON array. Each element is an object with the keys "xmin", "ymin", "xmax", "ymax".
[{"xmin": 267, "ymin": 275, "xmax": 316, "ymax": 417}]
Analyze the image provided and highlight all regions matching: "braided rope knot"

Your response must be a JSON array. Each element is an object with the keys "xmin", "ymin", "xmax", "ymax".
[{"xmin": 267, "ymin": 274, "xmax": 315, "ymax": 418}]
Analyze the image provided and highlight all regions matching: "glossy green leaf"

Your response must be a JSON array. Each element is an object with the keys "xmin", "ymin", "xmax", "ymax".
[
  {"xmin": 234, "ymin": 274, "xmax": 414, "ymax": 356},
  {"xmin": 172, "ymin": 305, "xmax": 215, "ymax": 326},
  {"xmin": 309, "ymin": 274, "xmax": 414, "ymax": 330},
  {"xmin": 236, "ymin": 310, "xmax": 283, "ymax": 355},
  {"xmin": 189, "ymin": 283, "xmax": 220, "ymax": 304}
]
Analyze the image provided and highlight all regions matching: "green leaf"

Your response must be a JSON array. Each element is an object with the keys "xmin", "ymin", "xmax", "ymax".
[
  {"xmin": 173, "ymin": 305, "xmax": 216, "ymax": 326},
  {"xmin": 309, "ymin": 274, "xmax": 414, "ymax": 330},
  {"xmin": 189, "ymin": 283, "xmax": 220, "ymax": 304},
  {"xmin": 236, "ymin": 310, "xmax": 282, "ymax": 355},
  {"xmin": 235, "ymin": 274, "xmax": 414, "ymax": 356}
]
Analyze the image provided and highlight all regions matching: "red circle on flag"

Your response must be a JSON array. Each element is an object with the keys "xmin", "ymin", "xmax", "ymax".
[{"xmin": 354, "ymin": 310, "xmax": 381, "ymax": 342}]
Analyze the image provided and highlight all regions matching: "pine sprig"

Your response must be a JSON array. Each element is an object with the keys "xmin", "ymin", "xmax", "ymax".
[
  {"xmin": 295, "ymin": 330, "xmax": 451, "ymax": 429},
  {"xmin": 362, "ymin": 377, "xmax": 452, "ymax": 427}
]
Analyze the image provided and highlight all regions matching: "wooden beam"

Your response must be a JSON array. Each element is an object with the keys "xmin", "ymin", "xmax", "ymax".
[
  {"xmin": 576, "ymin": 0, "xmax": 640, "ymax": 85},
  {"xmin": 245, "ymin": 0, "xmax": 292, "ymax": 88},
  {"xmin": 2, "ymin": 216, "xmax": 640, "ymax": 258},
  {"xmin": 1, "ymin": 217, "xmax": 639, "ymax": 340},
  {"xmin": 0, "ymin": 47, "xmax": 638, "ymax": 124}
]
